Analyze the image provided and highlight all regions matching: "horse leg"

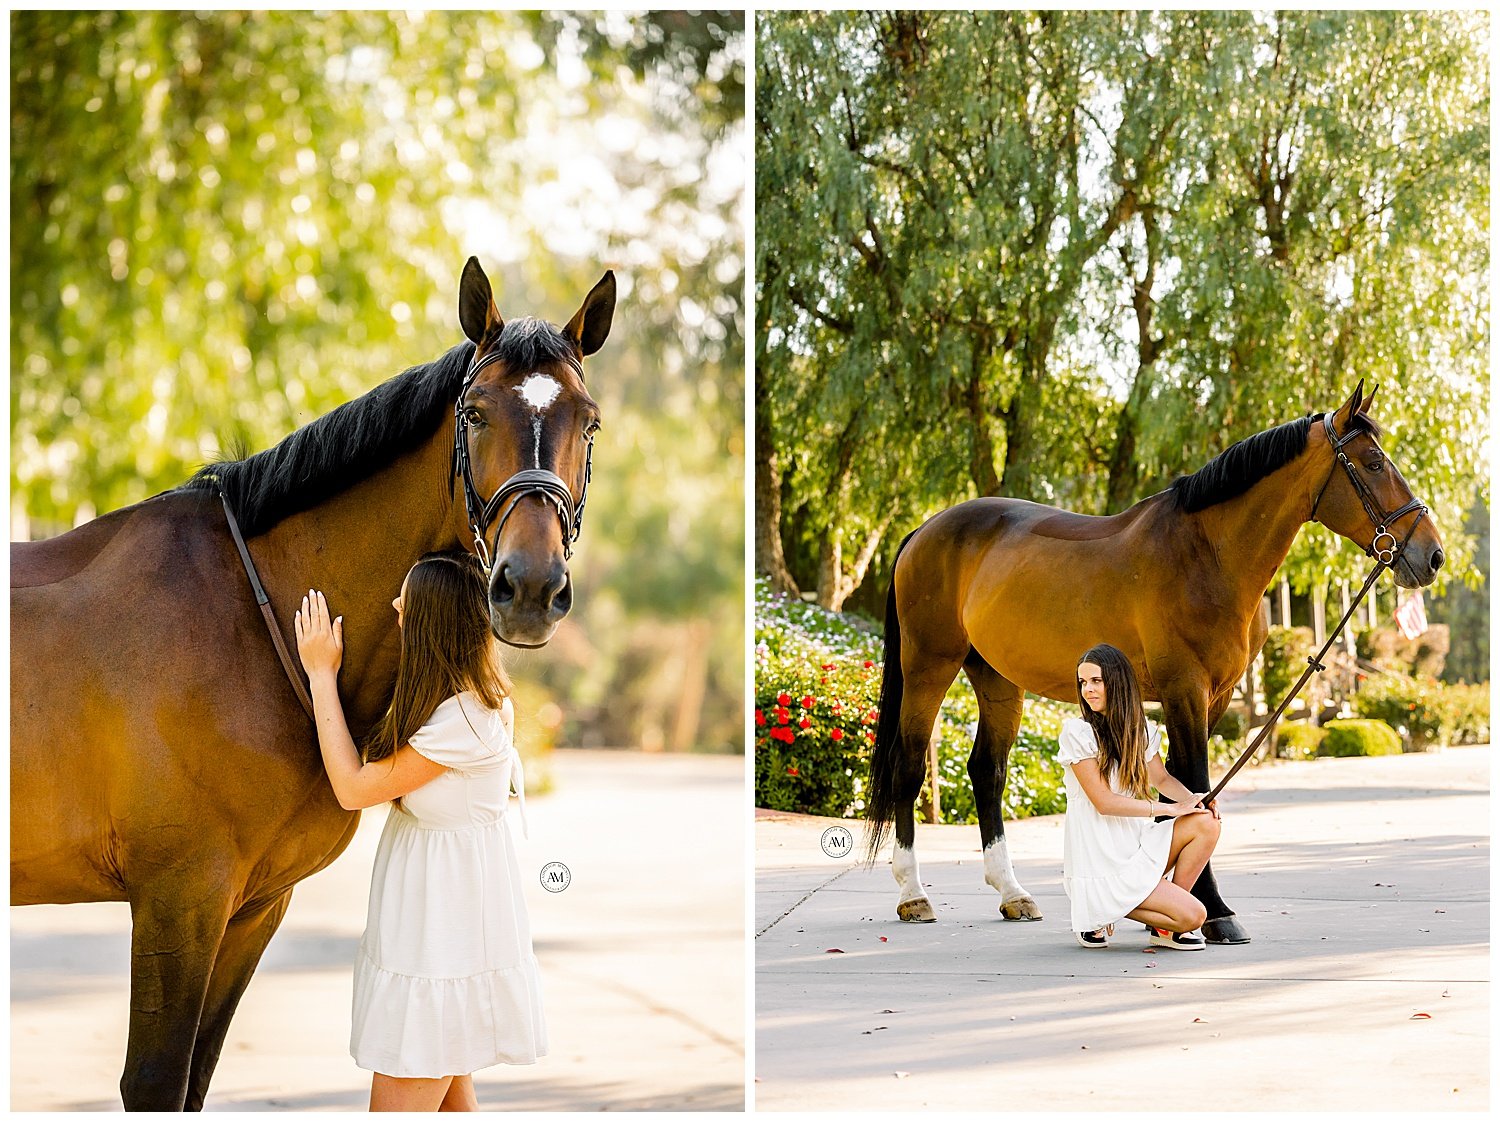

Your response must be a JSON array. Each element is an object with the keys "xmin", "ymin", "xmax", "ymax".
[
  {"xmin": 962, "ymin": 652, "xmax": 1041, "ymax": 920},
  {"xmin": 121, "ymin": 888, "xmax": 235, "ymax": 1110},
  {"xmin": 1160, "ymin": 691, "xmax": 1251, "ymax": 945},
  {"xmin": 184, "ymin": 891, "xmax": 294, "ymax": 1111},
  {"xmin": 891, "ymin": 657, "xmax": 964, "ymax": 923}
]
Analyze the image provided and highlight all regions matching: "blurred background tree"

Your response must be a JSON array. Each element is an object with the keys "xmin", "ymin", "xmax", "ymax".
[
  {"xmin": 11, "ymin": 9, "xmax": 745, "ymax": 752},
  {"xmin": 756, "ymin": 10, "xmax": 1486, "ymax": 661}
]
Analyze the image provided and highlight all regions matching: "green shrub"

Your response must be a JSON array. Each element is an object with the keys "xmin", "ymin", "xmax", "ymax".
[
  {"xmin": 1212, "ymin": 707, "xmax": 1250, "ymax": 743},
  {"xmin": 1441, "ymin": 682, "xmax": 1490, "ymax": 746},
  {"xmin": 1262, "ymin": 626, "xmax": 1314, "ymax": 704},
  {"xmin": 1353, "ymin": 673, "xmax": 1445, "ymax": 750},
  {"xmin": 1276, "ymin": 721, "xmax": 1328, "ymax": 761},
  {"xmin": 753, "ymin": 577, "xmax": 1070, "ymax": 822},
  {"xmin": 1317, "ymin": 718, "xmax": 1402, "ymax": 757}
]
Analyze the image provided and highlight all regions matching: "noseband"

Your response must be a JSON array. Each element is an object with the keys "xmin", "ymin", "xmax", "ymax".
[
  {"xmin": 1310, "ymin": 411, "xmax": 1427, "ymax": 566},
  {"xmin": 452, "ymin": 346, "xmax": 594, "ymax": 571}
]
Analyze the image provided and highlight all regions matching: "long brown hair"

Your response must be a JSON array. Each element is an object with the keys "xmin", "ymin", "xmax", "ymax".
[
  {"xmin": 362, "ymin": 550, "xmax": 511, "ymax": 763},
  {"xmin": 1075, "ymin": 643, "xmax": 1150, "ymax": 799}
]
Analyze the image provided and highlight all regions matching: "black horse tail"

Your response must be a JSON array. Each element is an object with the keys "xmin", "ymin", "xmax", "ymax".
[{"xmin": 864, "ymin": 529, "xmax": 917, "ymax": 863}]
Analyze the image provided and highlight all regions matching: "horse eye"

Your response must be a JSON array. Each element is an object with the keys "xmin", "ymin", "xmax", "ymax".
[
  {"xmin": 464, "ymin": 406, "xmax": 485, "ymax": 426},
  {"xmin": 584, "ymin": 421, "xmax": 601, "ymax": 439},
  {"xmin": 1367, "ymin": 458, "xmax": 1383, "ymax": 473}
]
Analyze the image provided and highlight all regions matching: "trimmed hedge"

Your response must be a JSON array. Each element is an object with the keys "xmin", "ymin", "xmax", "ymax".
[
  {"xmin": 1317, "ymin": 718, "xmax": 1403, "ymax": 757},
  {"xmin": 1353, "ymin": 673, "xmax": 1490, "ymax": 750},
  {"xmin": 1276, "ymin": 722, "xmax": 1328, "ymax": 761}
]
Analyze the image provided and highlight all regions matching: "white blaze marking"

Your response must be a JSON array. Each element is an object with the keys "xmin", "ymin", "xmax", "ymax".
[
  {"xmin": 892, "ymin": 843, "xmax": 925, "ymax": 904},
  {"xmin": 983, "ymin": 836, "xmax": 1030, "ymax": 903},
  {"xmin": 516, "ymin": 373, "xmax": 561, "ymax": 467}
]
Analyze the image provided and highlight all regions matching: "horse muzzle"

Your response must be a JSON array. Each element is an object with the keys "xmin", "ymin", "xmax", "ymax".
[
  {"xmin": 1394, "ymin": 542, "xmax": 1444, "ymax": 589},
  {"xmin": 489, "ymin": 553, "xmax": 572, "ymax": 647}
]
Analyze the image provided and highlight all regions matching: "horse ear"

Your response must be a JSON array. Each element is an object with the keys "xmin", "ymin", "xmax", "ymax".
[
  {"xmin": 1359, "ymin": 384, "xmax": 1378, "ymax": 415},
  {"xmin": 563, "ymin": 271, "xmax": 616, "ymax": 357},
  {"xmin": 458, "ymin": 257, "xmax": 503, "ymax": 345},
  {"xmin": 1333, "ymin": 378, "xmax": 1366, "ymax": 430}
]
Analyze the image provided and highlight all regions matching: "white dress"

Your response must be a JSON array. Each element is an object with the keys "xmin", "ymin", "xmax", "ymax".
[
  {"xmin": 1058, "ymin": 716, "xmax": 1175, "ymax": 933},
  {"xmin": 351, "ymin": 692, "xmax": 547, "ymax": 1077}
]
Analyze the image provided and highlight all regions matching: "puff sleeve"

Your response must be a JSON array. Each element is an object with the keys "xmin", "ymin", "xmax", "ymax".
[
  {"xmin": 1056, "ymin": 718, "xmax": 1099, "ymax": 765},
  {"xmin": 406, "ymin": 695, "xmax": 503, "ymax": 773}
]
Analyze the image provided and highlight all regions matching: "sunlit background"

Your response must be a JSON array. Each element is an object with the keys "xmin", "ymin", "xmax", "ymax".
[{"xmin": 11, "ymin": 10, "xmax": 746, "ymax": 753}]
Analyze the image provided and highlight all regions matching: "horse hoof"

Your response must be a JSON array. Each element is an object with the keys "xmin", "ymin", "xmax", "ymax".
[
  {"xmin": 1000, "ymin": 897, "xmax": 1043, "ymax": 921},
  {"xmin": 1203, "ymin": 915, "xmax": 1251, "ymax": 944},
  {"xmin": 897, "ymin": 898, "xmax": 937, "ymax": 923}
]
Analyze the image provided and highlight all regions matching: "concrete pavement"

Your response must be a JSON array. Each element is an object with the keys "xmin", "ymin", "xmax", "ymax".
[
  {"xmin": 755, "ymin": 746, "xmax": 1488, "ymax": 1112},
  {"xmin": 11, "ymin": 750, "xmax": 746, "ymax": 1112}
]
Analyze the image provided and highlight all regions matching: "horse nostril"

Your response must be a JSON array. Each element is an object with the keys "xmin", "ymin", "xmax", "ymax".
[
  {"xmin": 552, "ymin": 572, "xmax": 572, "ymax": 616},
  {"xmin": 1431, "ymin": 549, "xmax": 1444, "ymax": 572},
  {"xmin": 493, "ymin": 563, "xmax": 516, "ymax": 606}
]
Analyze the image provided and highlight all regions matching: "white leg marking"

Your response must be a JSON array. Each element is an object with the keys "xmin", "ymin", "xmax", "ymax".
[
  {"xmin": 983, "ymin": 836, "xmax": 1030, "ymax": 904},
  {"xmin": 892, "ymin": 843, "xmax": 926, "ymax": 904}
]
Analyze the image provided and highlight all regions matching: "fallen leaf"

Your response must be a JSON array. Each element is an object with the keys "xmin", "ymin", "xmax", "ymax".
[
  {"xmin": 825, "ymin": 948, "xmax": 845, "ymax": 954},
  {"xmin": 880, "ymin": 1009, "xmax": 901, "ymax": 1014},
  {"xmin": 893, "ymin": 1071, "xmax": 909, "ymax": 1079},
  {"xmin": 1435, "ymin": 909, "xmax": 1446, "ymax": 914},
  {"xmin": 1442, "ymin": 990, "xmax": 1451, "ymax": 998},
  {"xmin": 1142, "ymin": 947, "xmax": 1157, "ymax": 954},
  {"xmin": 1192, "ymin": 1018, "xmax": 1207, "ymax": 1024},
  {"xmin": 1146, "ymin": 962, "xmax": 1157, "ymax": 968},
  {"xmin": 879, "ymin": 936, "xmax": 888, "ymax": 942},
  {"xmin": 1080, "ymin": 1045, "xmax": 1088, "ymax": 1050},
  {"xmin": 1410, "ymin": 1013, "xmax": 1431, "ymax": 1020}
]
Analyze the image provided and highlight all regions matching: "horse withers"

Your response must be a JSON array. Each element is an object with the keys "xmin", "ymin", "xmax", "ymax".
[
  {"xmin": 11, "ymin": 258, "xmax": 613, "ymax": 1110},
  {"xmin": 866, "ymin": 382, "xmax": 1442, "ymax": 943}
]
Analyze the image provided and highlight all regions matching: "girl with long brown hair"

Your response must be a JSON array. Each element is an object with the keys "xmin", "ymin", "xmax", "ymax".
[
  {"xmin": 1059, "ymin": 643, "xmax": 1224, "ymax": 949},
  {"xmin": 295, "ymin": 549, "xmax": 543, "ymax": 1111}
]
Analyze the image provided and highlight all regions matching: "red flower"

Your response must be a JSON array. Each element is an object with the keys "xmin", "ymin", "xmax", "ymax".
[
  {"xmin": 770, "ymin": 726, "xmax": 795, "ymax": 743},
  {"xmin": 775, "ymin": 706, "xmax": 790, "ymax": 721},
  {"xmin": 831, "ymin": 728, "xmax": 844, "ymax": 741},
  {"xmin": 777, "ymin": 692, "xmax": 792, "ymax": 707},
  {"xmin": 785, "ymin": 766, "xmax": 801, "ymax": 777},
  {"xmin": 831, "ymin": 703, "xmax": 842, "ymax": 714},
  {"xmin": 801, "ymin": 695, "xmax": 815, "ymax": 708},
  {"xmin": 820, "ymin": 676, "xmax": 828, "ymax": 684},
  {"xmin": 799, "ymin": 717, "xmax": 811, "ymax": 729},
  {"xmin": 755, "ymin": 710, "xmax": 766, "ymax": 727},
  {"xmin": 777, "ymin": 711, "xmax": 790, "ymax": 725},
  {"xmin": 863, "ymin": 660, "xmax": 874, "ymax": 668},
  {"xmin": 821, "ymin": 662, "xmax": 835, "ymax": 671},
  {"xmin": 866, "ymin": 732, "xmax": 876, "ymax": 743}
]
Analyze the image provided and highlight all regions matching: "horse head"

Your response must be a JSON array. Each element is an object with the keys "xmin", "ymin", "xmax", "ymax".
[
  {"xmin": 1312, "ymin": 380, "xmax": 1444, "ymax": 589},
  {"xmin": 453, "ymin": 257, "xmax": 615, "ymax": 647}
]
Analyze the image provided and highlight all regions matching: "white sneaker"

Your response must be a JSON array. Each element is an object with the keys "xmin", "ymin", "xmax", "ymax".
[{"xmin": 1149, "ymin": 927, "xmax": 1206, "ymax": 951}]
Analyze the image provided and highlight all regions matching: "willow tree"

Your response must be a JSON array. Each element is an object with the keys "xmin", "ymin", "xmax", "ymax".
[{"xmin": 757, "ymin": 9, "xmax": 1487, "ymax": 611}]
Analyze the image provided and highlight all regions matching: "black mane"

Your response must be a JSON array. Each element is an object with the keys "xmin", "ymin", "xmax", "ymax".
[
  {"xmin": 1166, "ymin": 411, "xmax": 1380, "ymax": 513},
  {"xmin": 182, "ymin": 317, "xmax": 578, "ymax": 536}
]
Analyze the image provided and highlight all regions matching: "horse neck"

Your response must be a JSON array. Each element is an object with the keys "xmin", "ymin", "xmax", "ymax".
[
  {"xmin": 256, "ymin": 421, "xmax": 462, "ymax": 732},
  {"xmin": 1190, "ymin": 448, "xmax": 1327, "ymax": 615}
]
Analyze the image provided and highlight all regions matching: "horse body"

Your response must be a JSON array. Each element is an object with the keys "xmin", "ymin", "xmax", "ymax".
[
  {"xmin": 11, "ymin": 260, "xmax": 614, "ymax": 1109},
  {"xmin": 868, "ymin": 383, "xmax": 1443, "ymax": 940}
]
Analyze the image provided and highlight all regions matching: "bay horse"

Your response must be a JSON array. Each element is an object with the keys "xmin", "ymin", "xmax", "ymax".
[
  {"xmin": 866, "ymin": 382, "xmax": 1443, "ymax": 943},
  {"xmin": 11, "ymin": 257, "xmax": 615, "ymax": 1110}
]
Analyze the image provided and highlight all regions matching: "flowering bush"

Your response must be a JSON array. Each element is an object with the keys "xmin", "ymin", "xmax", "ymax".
[
  {"xmin": 1354, "ymin": 672, "xmax": 1490, "ymax": 750},
  {"xmin": 754, "ymin": 578, "xmax": 1070, "ymax": 822}
]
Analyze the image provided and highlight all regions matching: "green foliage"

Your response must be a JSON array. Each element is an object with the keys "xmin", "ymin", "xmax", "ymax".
[
  {"xmin": 1354, "ymin": 673, "xmax": 1490, "ymax": 750},
  {"xmin": 757, "ymin": 10, "xmax": 1488, "ymax": 609},
  {"xmin": 1262, "ymin": 626, "xmax": 1315, "ymax": 705},
  {"xmin": 11, "ymin": 11, "xmax": 747, "ymax": 753},
  {"xmin": 1317, "ymin": 719, "xmax": 1403, "ymax": 758},
  {"xmin": 1276, "ymin": 722, "xmax": 1328, "ymax": 762},
  {"xmin": 753, "ymin": 578, "xmax": 1070, "ymax": 821}
]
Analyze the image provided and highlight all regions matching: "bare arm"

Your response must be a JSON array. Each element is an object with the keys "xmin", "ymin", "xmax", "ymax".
[
  {"xmin": 296, "ymin": 590, "xmax": 447, "ymax": 811},
  {"xmin": 1147, "ymin": 755, "xmax": 1218, "ymax": 817},
  {"xmin": 1069, "ymin": 757, "xmax": 1205, "ymax": 819}
]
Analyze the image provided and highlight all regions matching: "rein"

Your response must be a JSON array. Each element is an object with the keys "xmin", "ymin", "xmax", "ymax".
[
  {"xmin": 220, "ymin": 492, "xmax": 316, "ymax": 722},
  {"xmin": 452, "ymin": 346, "xmax": 594, "ymax": 572},
  {"xmin": 1187, "ymin": 414, "xmax": 1430, "ymax": 810}
]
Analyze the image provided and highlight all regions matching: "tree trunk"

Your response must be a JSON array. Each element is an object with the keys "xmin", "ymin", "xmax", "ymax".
[{"xmin": 753, "ymin": 378, "xmax": 800, "ymax": 595}]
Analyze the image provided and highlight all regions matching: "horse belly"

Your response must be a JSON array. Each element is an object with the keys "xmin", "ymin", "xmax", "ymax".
[{"xmin": 961, "ymin": 541, "xmax": 1151, "ymax": 702}]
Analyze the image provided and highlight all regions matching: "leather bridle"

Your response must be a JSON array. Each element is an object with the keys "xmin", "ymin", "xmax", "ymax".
[
  {"xmin": 1309, "ymin": 411, "xmax": 1427, "ymax": 569},
  {"xmin": 451, "ymin": 345, "xmax": 594, "ymax": 572}
]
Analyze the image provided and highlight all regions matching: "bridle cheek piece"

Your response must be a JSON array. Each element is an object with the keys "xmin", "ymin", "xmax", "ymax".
[
  {"xmin": 452, "ymin": 347, "xmax": 594, "ymax": 572},
  {"xmin": 1310, "ymin": 411, "xmax": 1427, "ymax": 568}
]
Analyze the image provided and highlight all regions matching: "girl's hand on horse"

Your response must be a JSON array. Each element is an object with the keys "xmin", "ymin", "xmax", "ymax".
[
  {"xmin": 294, "ymin": 589, "xmax": 343, "ymax": 678},
  {"xmin": 1160, "ymin": 798, "xmax": 1209, "ymax": 819}
]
